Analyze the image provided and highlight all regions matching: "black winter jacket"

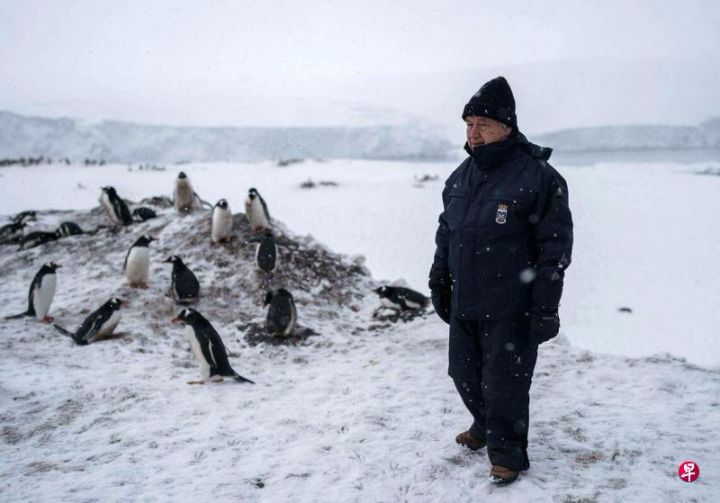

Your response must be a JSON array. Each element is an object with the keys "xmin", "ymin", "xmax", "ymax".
[{"xmin": 430, "ymin": 132, "xmax": 573, "ymax": 320}]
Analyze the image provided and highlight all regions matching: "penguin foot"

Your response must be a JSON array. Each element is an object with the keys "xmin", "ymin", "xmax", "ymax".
[
  {"xmin": 187, "ymin": 380, "xmax": 205, "ymax": 385},
  {"xmin": 210, "ymin": 376, "xmax": 224, "ymax": 383},
  {"xmin": 42, "ymin": 315, "xmax": 54, "ymax": 323}
]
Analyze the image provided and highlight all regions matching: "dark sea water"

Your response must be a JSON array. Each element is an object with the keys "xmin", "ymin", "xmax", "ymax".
[{"xmin": 550, "ymin": 148, "xmax": 720, "ymax": 166}]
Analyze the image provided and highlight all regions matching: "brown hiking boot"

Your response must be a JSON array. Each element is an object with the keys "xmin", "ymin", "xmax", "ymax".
[
  {"xmin": 455, "ymin": 431, "xmax": 486, "ymax": 451},
  {"xmin": 489, "ymin": 465, "xmax": 519, "ymax": 485}
]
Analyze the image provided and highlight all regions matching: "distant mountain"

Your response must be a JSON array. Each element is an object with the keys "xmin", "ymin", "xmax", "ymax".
[
  {"xmin": 0, "ymin": 111, "xmax": 455, "ymax": 163},
  {"xmin": 534, "ymin": 119, "xmax": 720, "ymax": 152}
]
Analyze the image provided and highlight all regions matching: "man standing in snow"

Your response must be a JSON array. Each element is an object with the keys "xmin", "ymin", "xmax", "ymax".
[{"xmin": 429, "ymin": 76, "xmax": 573, "ymax": 485}]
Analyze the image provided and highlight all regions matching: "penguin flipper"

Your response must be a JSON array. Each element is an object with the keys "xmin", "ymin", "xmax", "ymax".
[
  {"xmin": 232, "ymin": 374, "xmax": 255, "ymax": 384},
  {"xmin": 53, "ymin": 323, "xmax": 74, "ymax": 336},
  {"xmin": 4, "ymin": 311, "xmax": 31, "ymax": 320},
  {"xmin": 193, "ymin": 192, "xmax": 213, "ymax": 210}
]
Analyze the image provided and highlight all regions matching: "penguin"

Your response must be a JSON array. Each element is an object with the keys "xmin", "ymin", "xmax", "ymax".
[
  {"xmin": 211, "ymin": 199, "xmax": 233, "ymax": 243},
  {"xmin": 18, "ymin": 231, "xmax": 59, "ymax": 249},
  {"xmin": 264, "ymin": 288, "xmax": 297, "ymax": 337},
  {"xmin": 171, "ymin": 308, "xmax": 255, "ymax": 385},
  {"xmin": 124, "ymin": 235, "xmax": 154, "ymax": 288},
  {"xmin": 0, "ymin": 221, "xmax": 26, "ymax": 244},
  {"xmin": 100, "ymin": 186, "xmax": 132, "ymax": 226},
  {"xmin": 12, "ymin": 210, "xmax": 37, "ymax": 224},
  {"xmin": 374, "ymin": 285, "xmax": 429, "ymax": 311},
  {"xmin": 132, "ymin": 207, "xmax": 157, "ymax": 222},
  {"xmin": 245, "ymin": 188, "xmax": 271, "ymax": 233},
  {"xmin": 163, "ymin": 255, "xmax": 200, "ymax": 305},
  {"xmin": 255, "ymin": 230, "xmax": 278, "ymax": 274},
  {"xmin": 173, "ymin": 172, "xmax": 199, "ymax": 213},
  {"xmin": 54, "ymin": 298, "xmax": 124, "ymax": 345},
  {"xmin": 56, "ymin": 221, "xmax": 84, "ymax": 237},
  {"xmin": 4, "ymin": 262, "xmax": 61, "ymax": 322}
]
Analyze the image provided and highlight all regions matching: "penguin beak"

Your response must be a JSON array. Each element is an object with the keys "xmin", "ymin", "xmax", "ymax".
[
  {"xmin": 171, "ymin": 315, "xmax": 183, "ymax": 324},
  {"xmin": 162, "ymin": 257, "xmax": 172, "ymax": 263},
  {"xmin": 55, "ymin": 264, "xmax": 63, "ymax": 269}
]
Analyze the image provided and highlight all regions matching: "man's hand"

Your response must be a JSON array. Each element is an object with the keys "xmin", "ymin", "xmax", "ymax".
[
  {"xmin": 429, "ymin": 264, "xmax": 452, "ymax": 324},
  {"xmin": 529, "ymin": 311, "xmax": 560, "ymax": 346}
]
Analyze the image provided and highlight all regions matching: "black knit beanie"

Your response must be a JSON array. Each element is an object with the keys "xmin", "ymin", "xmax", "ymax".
[{"xmin": 461, "ymin": 76, "xmax": 517, "ymax": 129}]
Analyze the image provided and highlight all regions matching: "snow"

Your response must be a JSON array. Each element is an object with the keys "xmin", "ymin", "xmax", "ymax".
[{"xmin": 1, "ymin": 158, "xmax": 719, "ymax": 501}]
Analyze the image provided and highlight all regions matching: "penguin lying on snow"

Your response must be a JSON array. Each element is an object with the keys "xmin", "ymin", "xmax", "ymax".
[
  {"xmin": 245, "ymin": 188, "xmax": 271, "ymax": 233},
  {"xmin": 4, "ymin": 262, "xmax": 61, "ymax": 322},
  {"xmin": 264, "ymin": 288, "xmax": 297, "ymax": 337},
  {"xmin": 12, "ymin": 210, "xmax": 37, "ymax": 224},
  {"xmin": 163, "ymin": 255, "xmax": 200, "ymax": 305},
  {"xmin": 132, "ymin": 207, "xmax": 157, "ymax": 222},
  {"xmin": 211, "ymin": 199, "xmax": 233, "ymax": 243},
  {"xmin": 172, "ymin": 308, "xmax": 255, "ymax": 385},
  {"xmin": 18, "ymin": 231, "xmax": 59, "ymax": 249},
  {"xmin": 124, "ymin": 235, "xmax": 154, "ymax": 288},
  {"xmin": 374, "ymin": 285, "xmax": 428, "ymax": 311},
  {"xmin": 0, "ymin": 221, "xmax": 26, "ymax": 244},
  {"xmin": 54, "ymin": 298, "xmax": 125, "ymax": 345},
  {"xmin": 56, "ymin": 221, "xmax": 84, "ymax": 237},
  {"xmin": 100, "ymin": 186, "xmax": 132, "ymax": 226}
]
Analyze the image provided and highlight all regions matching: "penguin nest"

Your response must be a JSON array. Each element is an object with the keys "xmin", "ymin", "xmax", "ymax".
[{"xmin": 0, "ymin": 197, "xmax": 377, "ymax": 346}]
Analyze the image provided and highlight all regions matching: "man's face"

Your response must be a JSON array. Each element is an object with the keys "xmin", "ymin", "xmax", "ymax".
[{"xmin": 465, "ymin": 116, "xmax": 512, "ymax": 148}]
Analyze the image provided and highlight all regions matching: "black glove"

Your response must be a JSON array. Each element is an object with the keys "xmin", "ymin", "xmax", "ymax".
[
  {"xmin": 529, "ymin": 311, "xmax": 560, "ymax": 346},
  {"xmin": 429, "ymin": 264, "xmax": 452, "ymax": 324}
]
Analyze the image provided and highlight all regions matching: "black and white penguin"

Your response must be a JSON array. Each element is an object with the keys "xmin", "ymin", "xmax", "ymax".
[
  {"xmin": 255, "ymin": 231, "xmax": 278, "ymax": 274},
  {"xmin": 173, "ymin": 172, "xmax": 199, "ymax": 213},
  {"xmin": 0, "ymin": 221, "xmax": 26, "ymax": 244},
  {"xmin": 374, "ymin": 285, "xmax": 429, "ymax": 311},
  {"xmin": 171, "ymin": 308, "xmax": 255, "ymax": 384},
  {"xmin": 56, "ymin": 221, "xmax": 84, "ymax": 237},
  {"xmin": 132, "ymin": 207, "xmax": 157, "ymax": 222},
  {"xmin": 124, "ymin": 235, "xmax": 154, "ymax": 288},
  {"xmin": 100, "ymin": 186, "xmax": 132, "ymax": 226},
  {"xmin": 4, "ymin": 262, "xmax": 61, "ymax": 322},
  {"xmin": 245, "ymin": 188, "xmax": 271, "ymax": 233},
  {"xmin": 12, "ymin": 210, "xmax": 37, "ymax": 224},
  {"xmin": 264, "ymin": 288, "xmax": 297, "ymax": 337},
  {"xmin": 211, "ymin": 199, "xmax": 233, "ymax": 243},
  {"xmin": 18, "ymin": 231, "xmax": 59, "ymax": 249},
  {"xmin": 54, "ymin": 298, "xmax": 124, "ymax": 345},
  {"xmin": 163, "ymin": 255, "xmax": 200, "ymax": 305}
]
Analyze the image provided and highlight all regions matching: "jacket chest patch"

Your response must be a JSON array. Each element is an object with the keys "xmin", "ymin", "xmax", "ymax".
[{"xmin": 495, "ymin": 204, "xmax": 508, "ymax": 224}]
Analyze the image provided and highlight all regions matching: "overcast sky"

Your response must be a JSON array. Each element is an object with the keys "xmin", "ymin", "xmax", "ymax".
[{"xmin": 1, "ymin": 0, "xmax": 719, "ymax": 135}]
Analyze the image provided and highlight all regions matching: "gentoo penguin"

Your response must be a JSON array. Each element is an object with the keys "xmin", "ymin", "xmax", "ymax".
[
  {"xmin": 4, "ymin": 262, "xmax": 61, "ymax": 322},
  {"xmin": 56, "ymin": 221, "xmax": 84, "ymax": 237},
  {"xmin": 211, "ymin": 199, "xmax": 233, "ymax": 243},
  {"xmin": 100, "ymin": 186, "xmax": 132, "ymax": 226},
  {"xmin": 171, "ymin": 308, "xmax": 255, "ymax": 385},
  {"xmin": 245, "ymin": 188, "xmax": 271, "ymax": 233},
  {"xmin": 132, "ymin": 207, "xmax": 157, "ymax": 222},
  {"xmin": 374, "ymin": 285, "xmax": 429, "ymax": 311},
  {"xmin": 124, "ymin": 235, "xmax": 154, "ymax": 288},
  {"xmin": 0, "ymin": 221, "xmax": 26, "ymax": 244},
  {"xmin": 163, "ymin": 255, "xmax": 200, "ymax": 305},
  {"xmin": 255, "ymin": 231, "xmax": 278, "ymax": 274},
  {"xmin": 12, "ymin": 210, "xmax": 37, "ymax": 224},
  {"xmin": 18, "ymin": 231, "xmax": 59, "ymax": 249},
  {"xmin": 54, "ymin": 298, "xmax": 124, "ymax": 345},
  {"xmin": 173, "ymin": 172, "xmax": 199, "ymax": 214},
  {"xmin": 264, "ymin": 288, "xmax": 296, "ymax": 337}
]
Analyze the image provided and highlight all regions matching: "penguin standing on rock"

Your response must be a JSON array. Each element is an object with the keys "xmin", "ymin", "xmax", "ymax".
[
  {"xmin": 171, "ymin": 308, "xmax": 255, "ymax": 385},
  {"xmin": 255, "ymin": 231, "xmax": 278, "ymax": 274},
  {"xmin": 245, "ymin": 188, "xmax": 271, "ymax": 233},
  {"xmin": 374, "ymin": 285, "xmax": 429, "ymax": 311},
  {"xmin": 124, "ymin": 235, "xmax": 154, "ymax": 288},
  {"xmin": 211, "ymin": 199, "xmax": 233, "ymax": 243},
  {"xmin": 100, "ymin": 187, "xmax": 132, "ymax": 226},
  {"xmin": 54, "ymin": 298, "xmax": 124, "ymax": 345},
  {"xmin": 264, "ymin": 288, "xmax": 296, "ymax": 337},
  {"xmin": 163, "ymin": 255, "xmax": 200, "ymax": 305},
  {"xmin": 4, "ymin": 262, "xmax": 61, "ymax": 322},
  {"xmin": 173, "ymin": 172, "xmax": 199, "ymax": 213}
]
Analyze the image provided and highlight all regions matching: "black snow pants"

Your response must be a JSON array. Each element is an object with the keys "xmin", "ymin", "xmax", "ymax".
[{"xmin": 449, "ymin": 316, "xmax": 538, "ymax": 471}]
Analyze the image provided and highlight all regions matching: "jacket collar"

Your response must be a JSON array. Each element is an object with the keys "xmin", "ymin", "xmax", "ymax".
[{"xmin": 464, "ymin": 131, "xmax": 552, "ymax": 170}]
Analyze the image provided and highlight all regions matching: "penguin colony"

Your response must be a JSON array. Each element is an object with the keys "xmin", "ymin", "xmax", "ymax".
[{"xmin": 2, "ymin": 171, "xmax": 428, "ymax": 384}]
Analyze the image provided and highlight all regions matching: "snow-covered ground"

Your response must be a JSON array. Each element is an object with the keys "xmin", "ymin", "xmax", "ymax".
[{"xmin": 1, "ymin": 159, "xmax": 719, "ymax": 501}]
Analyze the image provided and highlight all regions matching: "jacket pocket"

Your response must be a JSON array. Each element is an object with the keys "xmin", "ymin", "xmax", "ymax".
[{"xmin": 445, "ymin": 189, "xmax": 470, "ymax": 232}]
